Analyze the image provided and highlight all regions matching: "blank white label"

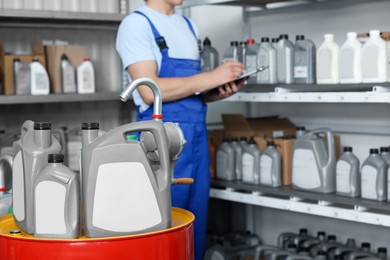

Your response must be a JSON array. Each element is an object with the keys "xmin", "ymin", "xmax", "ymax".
[
  {"xmin": 336, "ymin": 160, "xmax": 351, "ymax": 193},
  {"xmin": 292, "ymin": 149, "xmax": 320, "ymax": 189},
  {"xmin": 361, "ymin": 165, "xmax": 377, "ymax": 200},
  {"xmin": 260, "ymin": 155, "xmax": 272, "ymax": 185}
]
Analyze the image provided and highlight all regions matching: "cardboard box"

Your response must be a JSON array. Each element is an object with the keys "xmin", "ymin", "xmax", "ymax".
[
  {"xmin": 0, "ymin": 43, "xmax": 46, "ymax": 95},
  {"xmin": 41, "ymin": 44, "xmax": 88, "ymax": 93},
  {"xmin": 208, "ymin": 130, "xmax": 224, "ymax": 179}
]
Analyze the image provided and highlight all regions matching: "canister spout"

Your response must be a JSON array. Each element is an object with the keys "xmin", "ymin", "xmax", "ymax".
[{"xmin": 119, "ymin": 78, "xmax": 163, "ymax": 120}]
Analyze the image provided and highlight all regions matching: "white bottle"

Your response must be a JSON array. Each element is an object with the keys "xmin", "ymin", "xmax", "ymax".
[
  {"xmin": 77, "ymin": 58, "xmax": 96, "ymax": 94},
  {"xmin": 339, "ymin": 32, "xmax": 362, "ymax": 84},
  {"xmin": 43, "ymin": 0, "xmax": 62, "ymax": 11},
  {"xmin": 60, "ymin": 54, "xmax": 76, "ymax": 93},
  {"xmin": 30, "ymin": 59, "xmax": 50, "ymax": 96},
  {"xmin": 317, "ymin": 34, "xmax": 339, "ymax": 84},
  {"xmin": 245, "ymin": 39, "xmax": 259, "ymax": 84},
  {"xmin": 277, "ymin": 34, "xmax": 294, "ymax": 84},
  {"xmin": 361, "ymin": 30, "xmax": 387, "ymax": 83},
  {"xmin": 258, "ymin": 37, "xmax": 277, "ymax": 84}
]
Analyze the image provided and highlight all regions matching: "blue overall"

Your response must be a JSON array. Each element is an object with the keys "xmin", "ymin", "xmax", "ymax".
[{"xmin": 135, "ymin": 11, "xmax": 210, "ymax": 260}]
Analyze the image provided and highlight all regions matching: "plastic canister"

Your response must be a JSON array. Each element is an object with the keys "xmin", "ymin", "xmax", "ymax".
[
  {"xmin": 239, "ymin": 136, "xmax": 249, "ymax": 150},
  {"xmin": 245, "ymin": 39, "xmax": 259, "ymax": 84},
  {"xmin": 292, "ymin": 128, "xmax": 336, "ymax": 193},
  {"xmin": 272, "ymin": 38, "xmax": 279, "ymax": 49},
  {"xmin": 77, "ymin": 58, "xmax": 95, "ymax": 94},
  {"xmin": 277, "ymin": 34, "xmax": 295, "ymax": 84},
  {"xmin": 60, "ymin": 54, "xmax": 76, "ymax": 93},
  {"xmin": 317, "ymin": 34, "xmax": 339, "ymax": 84},
  {"xmin": 12, "ymin": 121, "xmax": 61, "ymax": 234},
  {"xmin": 258, "ymin": 37, "xmax": 277, "ymax": 84},
  {"xmin": 336, "ymin": 146, "xmax": 360, "ymax": 197},
  {"xmin": 260, "ymin": 140, "xmax": 282, "ymax": 187},
  {"xmin": 201, "ymin": 37, "xmax": 219, "ymax": 72},
  {"xmin": 216, "ymin": 138, "xmax": 236, "ymax": 181},
  {"xmin": 296, "ymin": 126, "xmax": 306, "ymax": 138},
  {"xmin": 33, "ymin": 154, "xmax": 80, "ymax": 238},
  {"xmin": 293, "ymin": 35, "xmax": 316, "ymax": 84},
  {"xmin": 30, "ymin": 59, "xmax": 50, "ymax": 95},
  {"xmin": 361, "ymin": 30, "xmax": 387, "ymax": 83},
  {"xmin": 377, "ymin": 247, "xmax": 387, "ymax": 260},
  {"xmin": 231, "ymin": 138, "xmax": 243, "ymax": 180},
  {"xmin": 361, "ymin": 148, "xmax": 387, "ymax": 201},
  {"xmin": 361, "ymin": 242, "xmax": 371, "ymax": 253},
  {"xmin": 13, "ymin": 58, "xmax": 31, "ymax": 95},
  {"xmin": 242, "ymin": 137, "xmax": 261, "ymax": 184},
  {"xmin": 223, "ymin": 41, "xmax": 240, "ymax": 62},
  {"xmin": 379, "ymin": 147, "xmax": 390, "ymax": 201},
  {"xmin": 339, "ymin": 32, "xmax": 362, "ymax": 84},
  {"xmin": 240, "ymin": 41, "xmax": 246, "ymax": 65}
]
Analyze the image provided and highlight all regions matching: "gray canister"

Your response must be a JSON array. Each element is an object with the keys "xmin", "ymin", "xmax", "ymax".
[
  {"xmin": 379, "ymin": 147, "xmax": 390, "ymax": 201},
  {"xmin": 257, "ymin": 37, "xmax": 277, "ymax": 84},
  {"xmin": 34, "ymin": 154, "xmax": 80, "ymax": 239},
  {"xmin": 12, "ymin": 121, "xmax": 61, "ymax": 234},
  {"xmin": 13, "ymin": 58, "xmax": 31, "ymax": 95},
  {"xmin": 292, "ymin": 128, "xmax": 336, "ymax": 193},
  {"xmin": 296, "ymin": 126, "xmax": 307, "ymax": 139},
  {"xmin": 231, "ymin": 138, "xmax": 243, "ymax": 180},
  {"xmin": 336, "ymin": 147, "xmax": 360, "ymax": 197},
  {"xmin": 239, "ymin": 136, "xmax": 249, "ymax": 150},
  {"xmin": 277, "ymin": 34, "xmax": 295, "ymax": 84},
  {"xmin": 260, "ymin": 140, "xmax": 282, "ymax": 187},
  {"xmin": 361, "ymin": 149, "xmax": 387, "ymax": 201},
  {"xmin": 216, "ymin": 138, "xmax": 236, "ymax": 181},
  {"xmin": 242, "ymin": 137, "xmax": 261, "ymax": 184},
  {"xmin": 293, "ymin": 35, "xmax": 316, "ymax": 84}
]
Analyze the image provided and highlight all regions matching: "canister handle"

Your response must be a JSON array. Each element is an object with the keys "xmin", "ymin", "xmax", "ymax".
[
  {"xmin": 20, "ymin": 120, "xmax": 34, "ymax": 138},
  {"xmin": 309, "ymin": 128, "xmax": 335, "ymax": 167}
]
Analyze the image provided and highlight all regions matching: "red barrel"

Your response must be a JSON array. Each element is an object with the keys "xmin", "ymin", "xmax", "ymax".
[{"xmin": 0, "ymin": 207, "xmax": 194, "ymax": 260}]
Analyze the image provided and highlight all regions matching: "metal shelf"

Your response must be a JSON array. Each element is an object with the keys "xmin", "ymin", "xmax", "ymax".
[
  {"xmin": 0, "ymin": 92, "xmax": 122, "ymax": 105},
  {"xmin": 0, "ymin": 9, "xmax": 125, "ymax": 29},
  {"xmin": 210, "ymin": 180, "xmax": 390, "ymax": 227}
]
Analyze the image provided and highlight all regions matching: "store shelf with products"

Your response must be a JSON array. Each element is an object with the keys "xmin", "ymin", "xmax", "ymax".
[
  {"xmin": 224, "ymin": 84, "xmax": 390, "ymax": 104},
  {"xmin": 210, "ymin": 179, "xmax": 390, "ymax": 227}
]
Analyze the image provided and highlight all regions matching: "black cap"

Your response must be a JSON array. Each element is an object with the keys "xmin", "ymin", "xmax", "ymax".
[
  {"xmin": 81, "ymin": 122, "xmax": 99, "ymax": 130},
  {"xmin": 32, "ymin": 58, "xmax": 40, "ymax": 62},
  {"xmin": 13, "ymin": 58, "xmax": 21, "ymax": 62},
  {"xmin": 378, "ymin": 247, "xmax": 387, "ymax": 253},
  {"xmin": 240, "ymin": 136, "xmax": 248, "ymax": 141},
  {"xmin": 267, "ymin": 140, "xmax": 275, "ymax": 147},
  {"xmin": 317, "ymin": 231, "xmax": 326, "ymax": 237},
  {"xmin": 61, "ymin": 54, "xmax": 69, "ymax": 60},
  {"xmin": 299, "ymin": 228, "xmax": 308, "ymax": 235},
  {"xmin": 233, "ymin": 41, "xmax": 239, "ymax": 46},
  {"xmin": 261, "ymin": 37, "xmax": 270, "ymax": 43},
  {"xmin": 248, "ymin": 137, "xmax": 256, "ymax": 145},
  {"xmin": 271, "ymin": 38, "xmax": 279, "ymax": 43},
  {"xmin": 296, "ymin": 126, "xmax": 306, "ymax": 131},
  {"xmin": 370, "ymin": 148, "xmax": 379, "ymax": 154},
  {"xmin": 334, "ymin": 254, "xmax": 344, "ymax": 260},
  {"xmin": 48, "ymin": 154, "xmax": 64, "ymax": 163},
  {"xmin": 203, "ymin": 37, "xmax": 211, "ymax": 46},
  {"xmin": 317, "ymin": 251, "xmax": 327, "ymax": 256},
  {"xmin": 222, "ymin": 138, "xmax": 228, "ymax": 142},
  {"xmin": 287, "ymin": 243, "xmax": 297, "ymax": 249},
  {"xmin": 362, "ymin": 242, "xmax": 371, "ymax": 248},
  {"xmin": 343, "ymin": 147, "xmax": 353, "ymax": 152},
  {"xmin": 296, "ymin": 35, "xmax": 305, "ymax": 41},
  {"xmin": 328, "ymin": 235, "xmax": 337, "ymax": 242},
  {"xmin": 34, "ymin": 122, "xmax": 51, "ymax": 130},
  {"xmin": 380, "ymin": 147, "xmax": 389, "ymax": 153},
  {"xmin": 279, "ymin": 34, "xmax": 289, "ymax": 40}
]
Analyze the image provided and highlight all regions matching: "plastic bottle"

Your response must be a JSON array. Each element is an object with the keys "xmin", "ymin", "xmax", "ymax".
[
  {"xmin": 245, "ymin": 39, "xmax": 259, "ymax": 84},
  {"xmin": 260, "ymin": 140, "xmax": 282, "ymax": 187},
  {"xmin": 295, "ymin": 126, "xmax": 306, "ymax": 138},
  {"xmin": 216, "ymin": 138, "xmax": 236, "ymax": 181},
  {"xmin": 223, "ymin": 41, "xmax": 239, "ymax": 62},
  {"xmin": 201, "ymin": 37, "xmax": 219, "ymax": 72},
  {"xmin": 277, "ymin": 34, "xmax": 295, "ymax": 84},
  {"xmin": 242, "ymin": 137, "xmax": 261, "ymax": 184},
  {"xmin": 77, "ymin": 58, "xmax": 95, "ymax": 94},
  {"xmin": 361, "ymin": 242, "xmax": 371, "ymax": 253},
  {"xmin": 240, "ymin": 41, "xmax": 246, "ymax": 65},
  {"xmin": 317, "ymin": 34, "xmax": 339, "ymax": 84},
  {"xmin": 60, "ymin": 54, "xmax": 76, "ymax": 93},
  {"xmin": 379, "ymin": 147, "xmax": 390, "ymax": 201},
  {"xmin": 294, "ymin": 35, "xmax": 316, "ymax": 84},
  {"xmin": 361, "ymin": 148, "xmax": 387, "ymax": 201},
  {"xmin": 258, "ymin": 37, "xmax": 277, "ymax": 84},
  {"xmin": 339, "ymin": 32, "xmax": 362, "ymax": 84},
  {"xmin": 13, "ymin": 58, "xmax": 31, "ymax": 95},
  {"xmin": 239, "ymin": 136, "xmax": 249, "ymax": 150},
  {"xmin": 34, "ymin": 154, "xmax": 80, "ymax": 239},
  {"xmin": 361, "ymin": 30, "xmax": 387, "ymax": 83},
  {"xmin": 272, "ymin": 38, "xmax": 279, "ymax": 49},
  {"xmin": 230, "ymin": 138, "xmax": 243, "ymax": 180},
  {"xmin": 346, "ymin": 238, "xmax": 356, "ymax": 248},
  {"xmin": 30, "ymin": 59, "xmax": 50, "ymax": 95},
  {"xmin": 336, "ymin": 146, "xmax": 360, "ymax": 197},
  {"xmin": 377, "ymin": 247, "xmax": 387, "ymax": 260},
  {"xmin": 12, "ymin": 121, "xmax": 61, "ymax": 234}
]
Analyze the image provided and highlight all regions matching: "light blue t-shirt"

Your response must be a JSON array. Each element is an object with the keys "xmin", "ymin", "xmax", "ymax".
[{"xmin": 116, "ymin": 6, "xmax": 200, "ymax": 112}]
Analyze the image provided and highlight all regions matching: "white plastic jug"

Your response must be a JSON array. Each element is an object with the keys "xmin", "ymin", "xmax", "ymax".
[
  {"xmin": 31, "ymin": 59, "xmax": 50, "ymax": 95},
  {"xmin": 339, "ymin": 32, "xmax": 362, "ymax": 84},
  {"xmin": 317, "ymin": 34, "xmax": 339, "ymax": 84},
  {"xmin": 77, "ymin": 58, "xmax": 96, "ymax": 94},
  {"xmin": 361, "ymin": 30, "xmax": 387, "ymax": 83}
]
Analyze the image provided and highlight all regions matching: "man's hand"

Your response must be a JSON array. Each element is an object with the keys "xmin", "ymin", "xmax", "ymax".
[{"xmin": 203, "ymin": 77, "xmax": 247, "ymax": 102}]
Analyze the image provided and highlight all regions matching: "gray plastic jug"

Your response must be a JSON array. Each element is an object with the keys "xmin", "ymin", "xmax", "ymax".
[
  {"xmin": 310, "ymin": 235, "xmax": 339, "ymax": 257},
  {"xmin": 223, "ymin": 41, "xmax": 240, "ymax": 61},
  {"xmin": 277, "ymin": 34, "xmax": 295, "ymax": 84},
  {"xmin": 361, "ymin": 149, "xmax": 387, "ymax": 201},
  {"xmin": 13, "ymin": 58, "xmax": 31, "ymax": 95},
  {"xmin": 336, "ymin": 147, "xmax": 360, "ymax": 197},
  {"xmin": 328, "ymin": 246, "xmax": 355, "ymax": 260},
  {"xmin": 258, "ymin": 37, "xmax": 277, "ymax": 84},
  {"xmin": 217, "ymin": 138, "xmax": 236, "ymax": 181},
  {"xmin": 34, "ymin": 154, "xmax": 80, "ymax": 238},
  {"xmin": 239, "ymin": 136, "xmax": 249, "ymax": 150},
  {"xmin": 377, "ymin": 247, "xmax": 387, "ymax": 260},
  {"xmin": 12, "ymin": 121, "xmax": 61, "ymax": 234},
  {"xmin": 201, "ymin": 37, "xmax": 219, "ymax": 72},
  {"xmin": 294, "ymin": 35, "xmax": 316, "ymax": 84},
  {"xmin": 292, "ymin": 128, "xmax": 336, "ymax": 193},
  {"xmin": 245, "ymin": 39, "xmax": 259, "ymax": 84},
  {"xmin": 60, "ymin": 54, "xmax": 76, "ymax": 93},
  {"xmin": 242, "ymin": 137, "xmax": 261, "ymax": 184},
  {"xmin": 82, "ymin": 78, "xmax": 182, "ymax": 238},
  {"xmin": 0, "ymin": 155, "xmax": 12, "ymax": 196},
  {"xmin": 260, "ymin": 140, "xmax": 282, "ymax": 187},
  {"xmin": 231, "ymin": 138, "xmax": 243, "ymax": 180},
  {"xmin": 379, "ymin": 147, "xmax": 390, "ymax": 201}
]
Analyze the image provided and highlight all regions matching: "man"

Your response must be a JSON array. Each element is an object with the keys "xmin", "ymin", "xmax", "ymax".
[{"xmin": 116, "ymin": 0, "xmax": 245, "ymax": 258}]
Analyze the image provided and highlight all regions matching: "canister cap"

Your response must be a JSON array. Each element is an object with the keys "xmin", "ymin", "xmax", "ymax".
[
  {"xmin": 343, "ymin": 147, "xmax": 352, "ymax": 152},
  {"xmin": 271, "ymin": 38, "xmax": 279, "ymax": 43},
  {"xmin": 82, "ymin": 122, "xmax": 99, "ymax": 130},
  {"xmin": 248, "ymin": 137, "xmax": 256, "ymax": 144},
  {"xmin": 380, "ymin": 147, "xmax": 389, "ymax": 153},
  {"xmin": 370, "ymin": 148, "xmax": 379, "ymax": 154},
  {"xmin": 279, "ymin": 34, "xmax": 289, "ymax": 40},
  {"xmin": 296, "ymin": 126, "xmax": 306, "ymax": 131},
  {"xmin": 246, "ymin": 39, "xmax": 255, "ymax": 45},
  {"xmin": 240, "ymin": 136, "xmax": 248, "ymax": 142},
  {"xmin": 361, "ymin": 242, "xmax": 371, "ymax": 248},
  {"xmin": 287, "ymin": 243, "xmax": 297, "ymax": 249},
  {"xmin": 267, "ymin": 140, "xmax": 275, "ymax": 147},
  {"xmin": 48, "ymin": 154, "xmax": 64, "ymax": 163},
  {"xmin": 378, "ymin": 247, "xmax": 387, "ymax": 253},
  {"xmin": 299, "ymin": 228, "xmax": 308, "ymax": 235},
  {"xmin": 261, "ymin": 37, "xmax": 270, "ymax": 43},
  {"xmin": 34, "ymin": 122, "xmax": 51, "ymax": 130},
  {"xmin": 296, "ymin": 35, "xmax": 305, "ymax": 41},
  {"xmin": 327, "ymin": 235, "xmax": 337, "ymax": 242},
  {"xmin": 203, "ymin": 37, "xmax": 211, "ymax": 46}
]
